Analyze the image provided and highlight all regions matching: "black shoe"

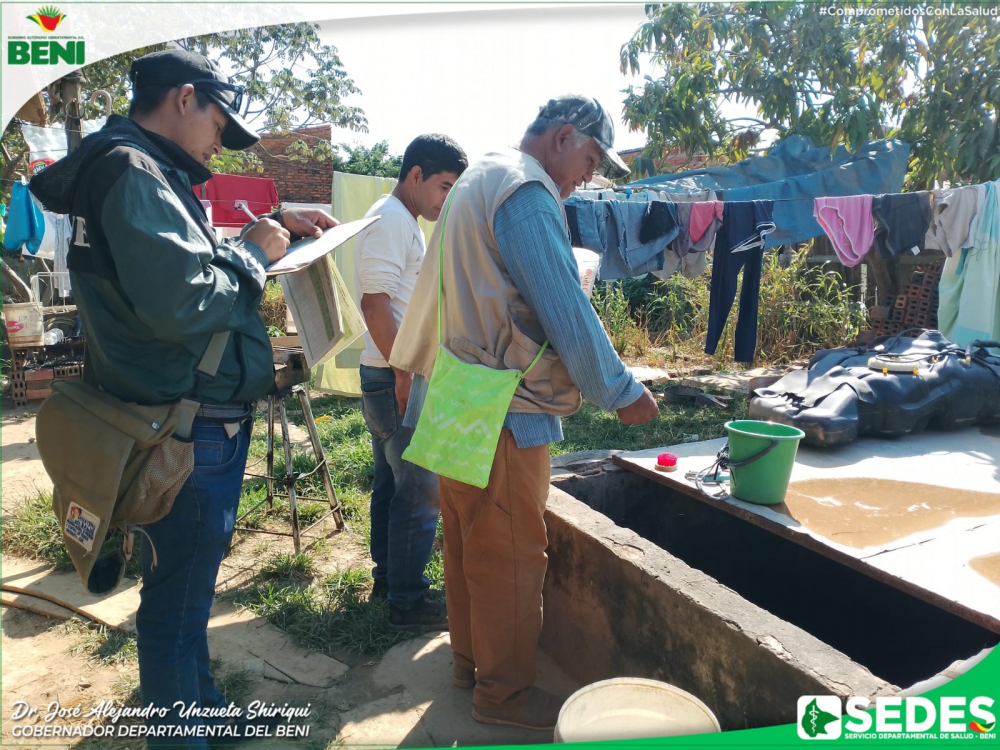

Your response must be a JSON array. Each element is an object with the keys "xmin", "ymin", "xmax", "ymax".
[
  {"xmin": 370, "ymin": 580, "xmax": 388, "ymax": 602},
  {"xmin": 389, "ymin": 593, "xmax": 449, "ymax": 630},
  {"xmin": 207, "ymin": 714, "xmax": 286, "ymax": 748}
]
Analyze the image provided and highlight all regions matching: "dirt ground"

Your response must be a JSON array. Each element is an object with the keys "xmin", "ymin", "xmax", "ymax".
[{"xmin": 1, "ymin": 399, "xmax": 568, "ymax": 750}]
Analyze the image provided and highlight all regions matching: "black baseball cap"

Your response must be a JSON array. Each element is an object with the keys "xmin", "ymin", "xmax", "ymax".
[
  {"xmin": 537, "ymin": 94, "xmax": 630, "ymax": 180},
  {"xmin": 129, "ymin": 49, "xmax": 259, "ymax": 151}
]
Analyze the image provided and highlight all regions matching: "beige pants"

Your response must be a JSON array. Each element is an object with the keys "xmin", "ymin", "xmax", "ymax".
[{"xmin": 439, "ymin": 428, "xmax": 550, "ymax": 708}]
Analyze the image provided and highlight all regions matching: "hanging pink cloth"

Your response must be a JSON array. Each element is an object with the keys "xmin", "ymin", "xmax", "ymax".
[
  {"xmin": 813, "ymin": 195, "xmax": 875, "ymax": 267},
  {"xmin": 689, "ymin": 200, "xmax": 724, "ymax": 243}
]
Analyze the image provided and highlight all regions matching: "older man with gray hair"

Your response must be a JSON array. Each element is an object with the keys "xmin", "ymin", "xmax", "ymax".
[{"xmin": 390, "ymin": 95, "xmax": 659, "ymax": 731}]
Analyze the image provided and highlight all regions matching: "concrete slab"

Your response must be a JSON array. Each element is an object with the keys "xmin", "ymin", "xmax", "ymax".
[
  {"xmin": 1, "ymin": 555, "xmax": 140, "ymax": 632},
  {"xmin": 207, "ymin": 601, "xmax": 348, "ymax": 687},
  {"xmin": 614, "ymin": 428, "xmax": 1000, "ymax": 632},
  {"xmin": 1, "ymin": 589, "xmax": 78, "ymax": 621},
  {"xmin": 681, "ymin": 367, "xmax": 790, "ymax": 394},
  {"xmin": 0, "ymin": 557, "xmax": 349, "ymax": 686},
  {"xmin": 341, "ymin": 631, "xmax": 582, "ymax": 747},
  {"xmin": 628, "ymin": 366, "xmax": 673, "ymax": 384},
  {"xmin": 337, "ymin": 692, "xmax": 435, "ymax": 749}
]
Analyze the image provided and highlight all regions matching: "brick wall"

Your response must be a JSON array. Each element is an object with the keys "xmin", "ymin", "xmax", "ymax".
[
  {"xmin": 252, "ymin": 125, "xmax": 333, "ymax": 205},
  {"xmin": 619, "ymin": 147, "xmax": 725, "ymax": 173}
]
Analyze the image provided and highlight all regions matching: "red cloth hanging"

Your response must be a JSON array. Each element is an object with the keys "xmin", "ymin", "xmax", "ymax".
[{"xmin": 195, "ymin": 174, "xmax": 279, "ymax": 227}]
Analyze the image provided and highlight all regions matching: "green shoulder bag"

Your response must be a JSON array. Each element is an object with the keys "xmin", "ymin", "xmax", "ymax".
[{"xmin": 402, "ymin": 181, "xmax": 547, "ymax": 488}]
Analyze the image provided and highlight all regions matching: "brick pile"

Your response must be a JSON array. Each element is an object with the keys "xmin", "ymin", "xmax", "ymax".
[
  {"xmin": 868, "ymin": 263, "xmax": 943, "ymax": 336},
  {"xmin": 252, "ymin": 125, "xmax": 333, "ymax": 205},
  {"xmin": 9, "ymin": 356, "xmax": 82, "ymax": 407}
]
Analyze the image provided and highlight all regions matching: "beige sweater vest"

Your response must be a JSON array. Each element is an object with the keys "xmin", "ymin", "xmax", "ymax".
[{"xmin": 389, "ymin": 149, "xmax": 582, "ymax": 416}]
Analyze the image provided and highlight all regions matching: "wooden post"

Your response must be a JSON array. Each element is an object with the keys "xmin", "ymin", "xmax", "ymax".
[{"xmin": 59, "ymin": 71, "xmax": 86, "ymax": 153}]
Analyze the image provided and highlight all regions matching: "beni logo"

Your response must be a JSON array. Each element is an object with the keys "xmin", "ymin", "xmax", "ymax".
[
  {"xmin": 7, "ymin": 39, "xmax": 84, "ymax": 65},
  {"xmin": 27, "ymin": 6, "xmax": 65, "ymax": 32},
  {"xmin": 798, "ymin": 696, "xmax": 842, "ymax": 740}
]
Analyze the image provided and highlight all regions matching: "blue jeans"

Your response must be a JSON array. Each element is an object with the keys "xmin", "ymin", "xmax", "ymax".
[
  {"xmin": 360, "ymin": 365, "xmax": 440, "ymax": 608},
  {"xmin": 136, "ymin": 418, "xmax": 251, "ymax": 748}
]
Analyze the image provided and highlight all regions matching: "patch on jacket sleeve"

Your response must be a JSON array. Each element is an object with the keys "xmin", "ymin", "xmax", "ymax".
[{"xmin": 65, "ymin": 502, "xmax": 101, "ymax": 552}]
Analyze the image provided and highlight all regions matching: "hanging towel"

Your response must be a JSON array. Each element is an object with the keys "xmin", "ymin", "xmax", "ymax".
[
  {"xmin": 314, "ymin": 172, "xmax": 435, "ymax": 397},
  {"xmin": 938, "ymin": 181, "xmax": 1000, "ymax": 347},
  {"xmin": 872, "ymin": 192, "xmax": 932, "ymax": 258},
  {"xmin": 199, "ymin": 173, "xmax": 279, "ymax": 227},
  {"xmin": 813, "ymin": 195, "xmax": 875, "ymax": 267},
  {"xmin": 3, "ymin": 181, "xmax": 45, "ymax": 256},
  {"xmin": 690, "ymin": 200, "xmax": 725, "ymax": 243},
  {"xmin": 924, "ymin": 185, "xmax": 987, "ymax": 257}
]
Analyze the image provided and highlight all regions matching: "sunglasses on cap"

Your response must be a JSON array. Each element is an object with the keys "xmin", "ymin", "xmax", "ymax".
[{"xmin": 184, "ymin": 79, "xmax": 245, "ymax": 114}]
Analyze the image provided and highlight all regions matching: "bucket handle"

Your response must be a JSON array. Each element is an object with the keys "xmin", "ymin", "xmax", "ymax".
[
  {"xmin": 725, "ymin": 439, "xmax": 780, "ymax": 469},
  {"xmin": 686, "ymin": 439, "xmax": 779, "ymax": 500}
]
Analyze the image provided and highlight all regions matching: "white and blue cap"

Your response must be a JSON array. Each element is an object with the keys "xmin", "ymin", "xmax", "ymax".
[{"xmin": 537, "ymin": 94, "xmax": 630, "ymax": 180}]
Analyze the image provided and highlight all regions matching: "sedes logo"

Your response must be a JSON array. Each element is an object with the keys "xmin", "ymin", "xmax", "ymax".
[
  {"xmin": 797, "ymin": 694, "xmax": 997, "ymax": 741},
  {"xmin": 798, "ymin": 696, "xmax": 842, "ymax": 740}
]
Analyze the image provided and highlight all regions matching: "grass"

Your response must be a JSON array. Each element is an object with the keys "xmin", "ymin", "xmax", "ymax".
[
  {"xmin": 60, "ymin": 620, "xmax": 138, "ymax": 665},
  {"xmin": 228, "ymin": 563, "xmax": 414, "ymax": 663},
  {"xmin": 595, "ymin": 246, "xmax": 868, "ymax": 365},
  {"xmin": 1, "ymin": 490, "xmax": 143, "ymax": 578},
  {"xmin": 554, "ymin": 389, "xmax": 749, "ymax": 456},
  {"xmin": 260, "ymin": 280, "xmax": 287, "ymax": 332},
  {"xmin": 259, "ymin": 552, "xmax": 316, "ymax": 583}
]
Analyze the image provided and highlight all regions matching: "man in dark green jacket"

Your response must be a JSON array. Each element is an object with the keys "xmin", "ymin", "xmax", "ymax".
[{"xmin": 30, "ymin": 48, "xmax": 337, "ymax": 748}]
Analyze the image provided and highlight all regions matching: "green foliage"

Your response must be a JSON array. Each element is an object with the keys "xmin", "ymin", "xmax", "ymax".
[
  {"xmin": 231, "ymin": 566, "xmax": 413, "ymax": 661},
  {"xmin": 5, "ymin": 24, "xmax": 367, "ymax": 181},
  {"xmin": 259, "ymin": 552, "xmax": 317, "ymax": 583},
  {"xmin": 260, "ymin": 279, "xmax": 287, "ymax": 331},
  {"xmin": 621, "ymin": 2, "xmax": 1000, "ymax": 186},
  {"xmin": 0, "ymin": 491, "xmax": 142, "ymax": 576},
  {"xmin": 556, "ymin": 392, "xmax": 750, "ymax": 456},
  {"xmin": 602, "ymin": 248, "xmax": 867, "ymax": 365},
  {"xmin": 285, "ymin": 139, "xmax": 402, "ymax": 177},
  {"xmin": 177, "ymin": 24, "xmax": 367, "ymax": 136},
  {"xmin": 334, "ymin": 141, "xmax": 403, "ymax": 178},
  {"xmin": 592, "ymin": 280, "xmax": 651, "ymax": 358},
  {"xmin": 61, "ymin": 620, "xmax": 139, "ymax": 665}
]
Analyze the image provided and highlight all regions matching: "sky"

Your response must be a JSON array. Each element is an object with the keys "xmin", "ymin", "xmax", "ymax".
[{"xmin": 316, "ymin": 5, "xmax": 652, "ymax": 163}]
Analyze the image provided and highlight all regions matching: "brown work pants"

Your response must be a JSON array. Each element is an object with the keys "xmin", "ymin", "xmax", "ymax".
[{"xmin": 439, "ymin": 428, "xmax": 550, "ymax": 709}]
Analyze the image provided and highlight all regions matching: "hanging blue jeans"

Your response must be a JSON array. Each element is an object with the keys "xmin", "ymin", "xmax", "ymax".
[
  {"xmin": 361, "ymin": 365, "xmax": 440, "ymax": 607},
  {"xmin": 136, "ymin": 418, "xmax": 251, "ymax": 749},
  {"xmin": 705, "ymin": 201, "xmax": 773, "ymax": 363}
]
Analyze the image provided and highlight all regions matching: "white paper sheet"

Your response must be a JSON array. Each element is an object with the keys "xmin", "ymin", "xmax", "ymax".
[{"xmin": 266, "ymin": 216, "xmax": 380, "ymax": 276}]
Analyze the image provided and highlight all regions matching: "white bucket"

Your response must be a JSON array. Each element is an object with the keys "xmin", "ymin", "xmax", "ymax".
[
  {"xmin": 554, "ymin": 678, "xmax": 721, "ymax": 743},
  {"xmin": 3, "ymin": 302, "xmax": 44, "ymax": 348}
]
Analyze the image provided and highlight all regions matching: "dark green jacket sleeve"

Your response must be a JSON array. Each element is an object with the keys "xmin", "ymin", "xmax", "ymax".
[{"xmin": 101, "ymin": 165, "xmax": 270, "ymax": 343}]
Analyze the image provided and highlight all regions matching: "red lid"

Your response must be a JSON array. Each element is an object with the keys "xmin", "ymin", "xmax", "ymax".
[{"xmin": 657, "ymin": 453, "xmax": 678, "ymax": 467}]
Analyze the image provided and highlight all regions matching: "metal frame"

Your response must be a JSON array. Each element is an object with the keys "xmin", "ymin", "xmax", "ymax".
[{"xmin": 239, "ymin": 384, "xmax": 346, "ymax": 552}]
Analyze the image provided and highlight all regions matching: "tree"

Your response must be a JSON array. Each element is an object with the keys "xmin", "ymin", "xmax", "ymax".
[
  {"xmin": 176, "ymin": 24, "xmax": 366, "ymax": 135},
  {"xmin": 620, "ymin": 2, "xmax": 1000, "ymax": 187},
  {"xmin": 281, "ymin": 139, "xmax": 402, "ymax": 178},
  {"xmin": 334, "ymin": 141, "xmax": 403, "ymax": 178}
]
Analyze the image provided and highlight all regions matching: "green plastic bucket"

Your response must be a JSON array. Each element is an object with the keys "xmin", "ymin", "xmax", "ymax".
[{"xmin": 724, "ymin": 420, "xmax": 805, "ymax": 505}]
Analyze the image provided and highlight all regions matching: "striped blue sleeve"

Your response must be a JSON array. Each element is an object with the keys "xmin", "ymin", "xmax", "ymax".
[{"xmin": 494, "ymin": 182, "xmax": 644, "ymax": 413}]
